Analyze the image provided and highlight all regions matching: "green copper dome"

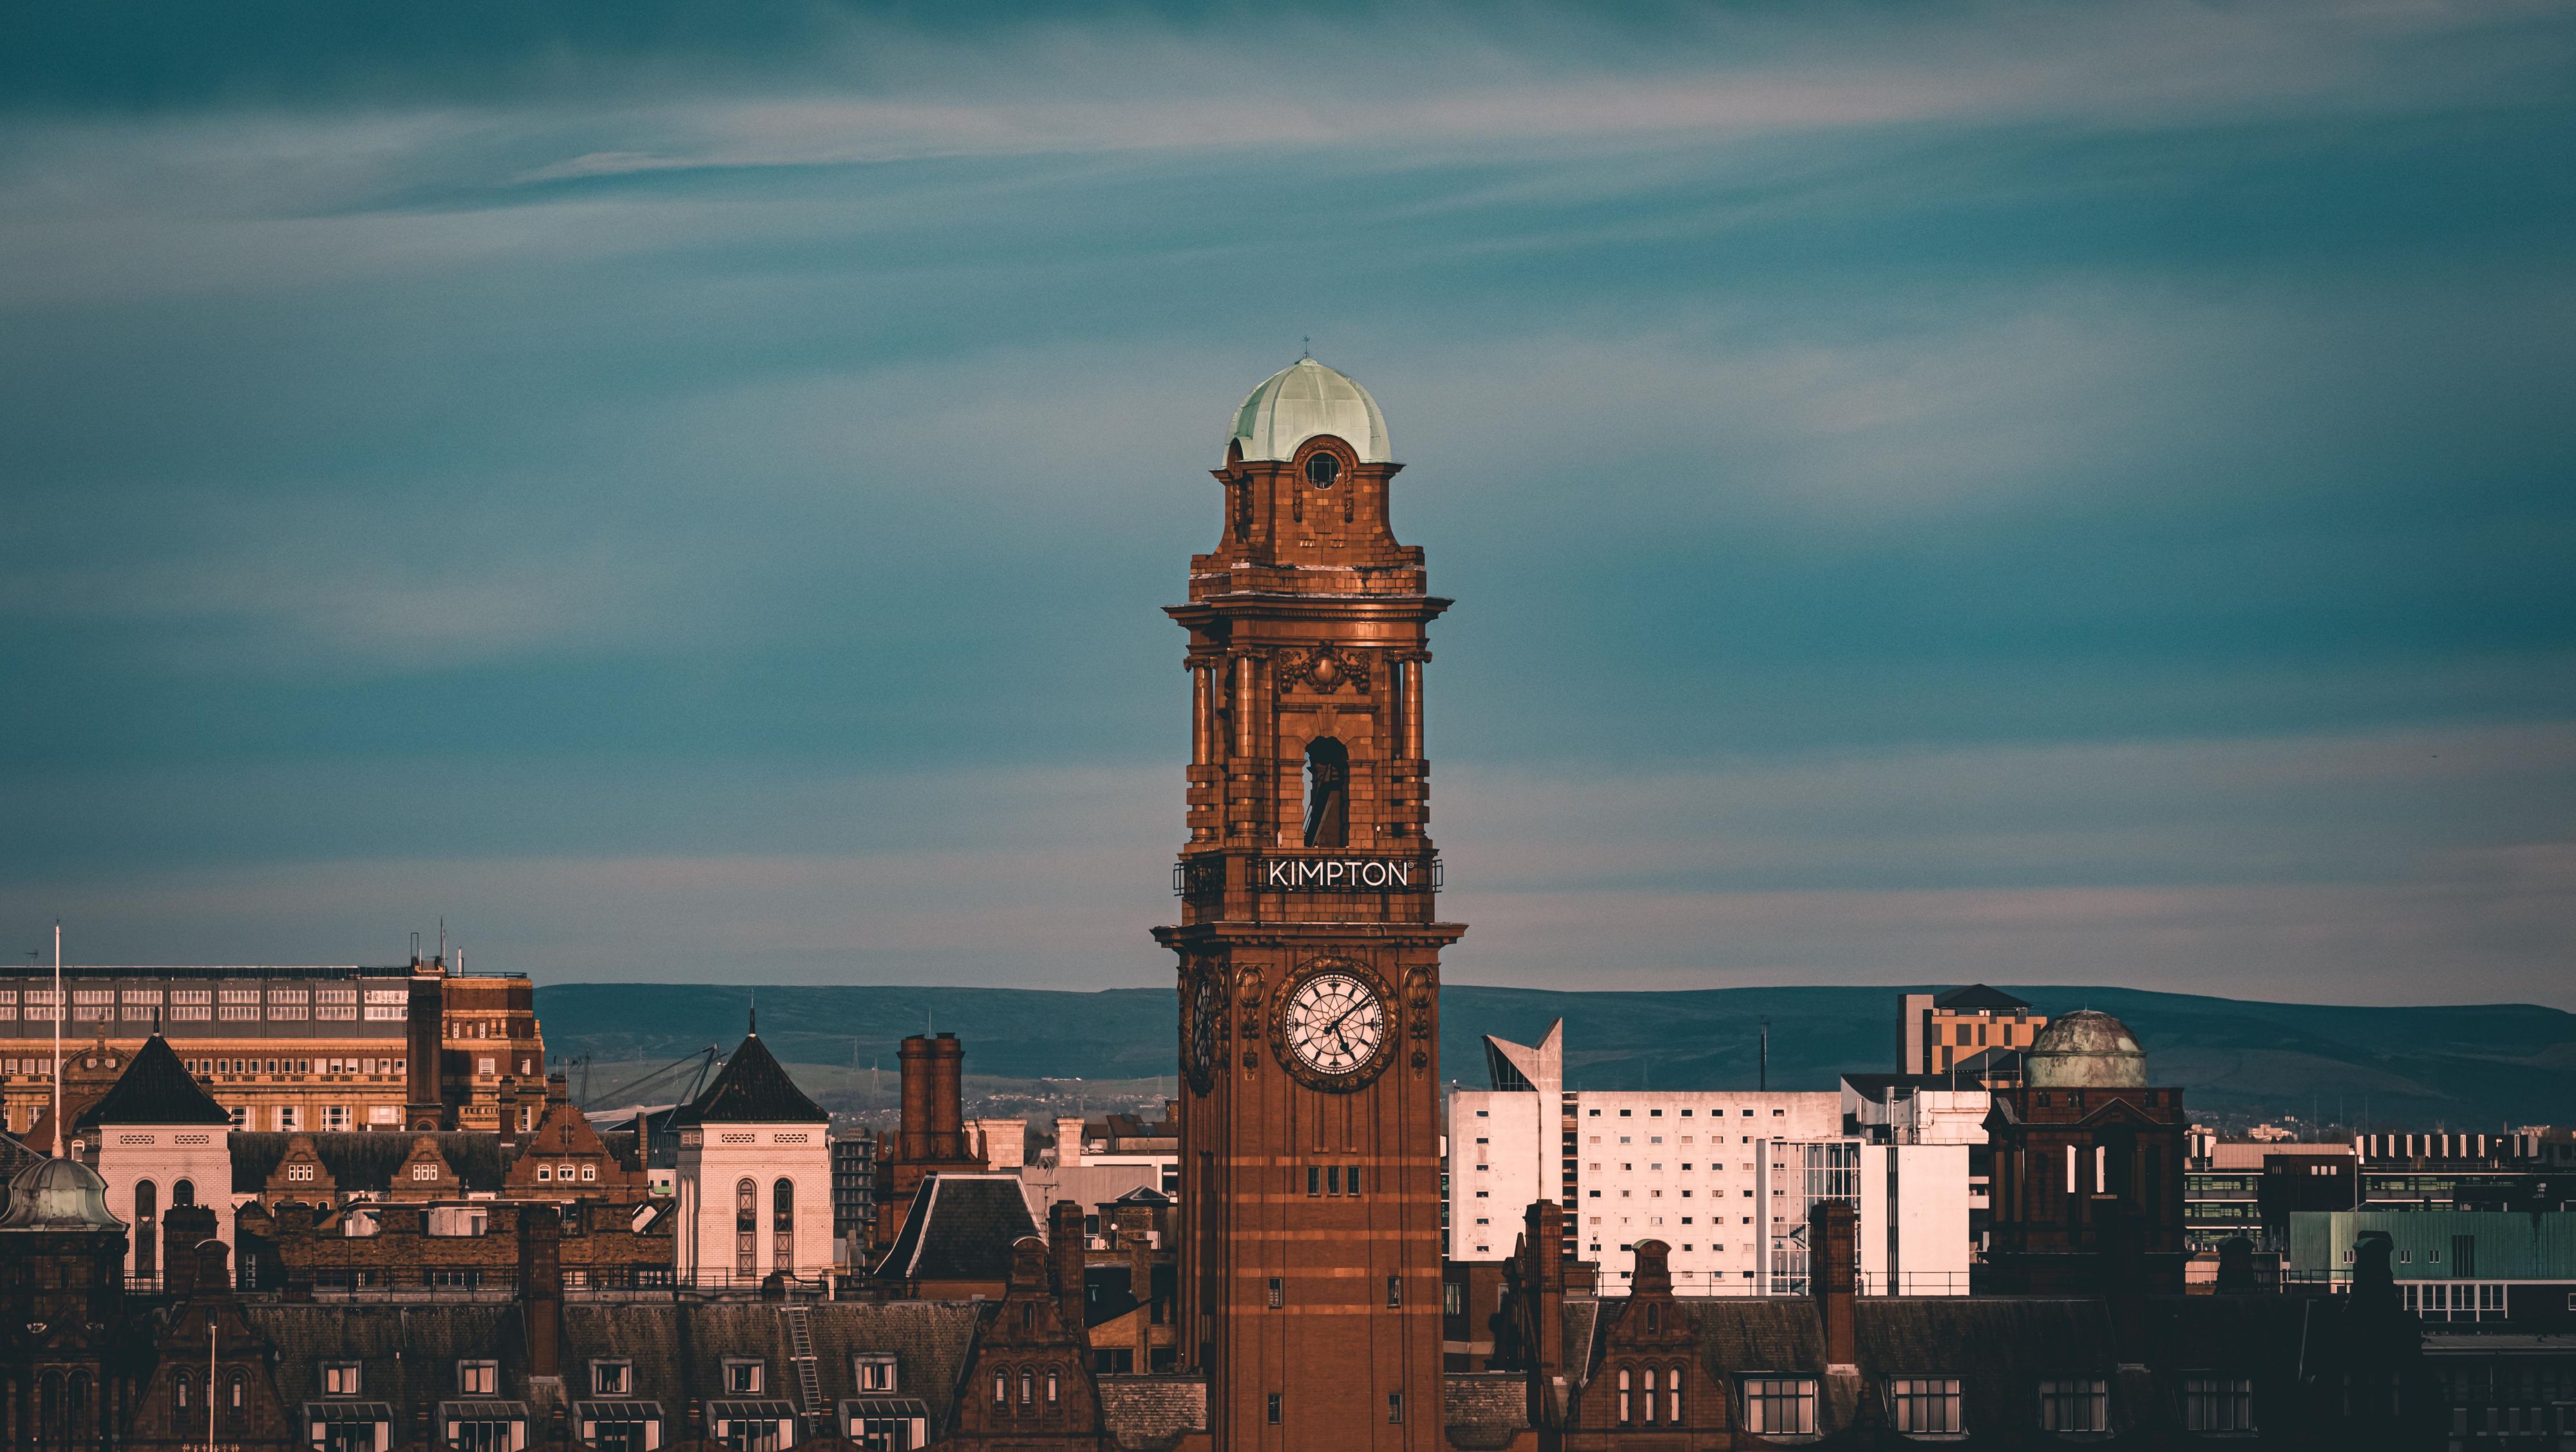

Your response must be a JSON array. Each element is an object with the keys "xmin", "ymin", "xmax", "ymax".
[
  {"xmin": 2025, "ymin": 1010, "xmax": 2148, "ymax": 1089},
  {"xmin": 1229, "ymin": 358, "xmax": 1393, "ymax": 465},
  {"xmin": 0, "ymin": 1156, "xmax": 126, "ymax": 1233}
]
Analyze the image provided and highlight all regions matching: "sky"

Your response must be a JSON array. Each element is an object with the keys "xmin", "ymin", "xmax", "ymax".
[{"xmin": 2, "ymin": 1, "xmax": 2571, "ymax": 1005}]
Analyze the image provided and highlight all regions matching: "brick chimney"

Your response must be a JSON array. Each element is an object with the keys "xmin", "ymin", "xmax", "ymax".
[
  {"xmin": 162, "ymin": 1204, "xmax": 218, "ymax": 1300},
  {"xmin": 404, "ymin": 961, "xmax": 446, "ymax": 1131},
  {"xmin": 1810, "ymin": 1198, "xmax": 1858, "ymax": 1371},
  {"xmin": 1055, "ymin": 1117, "xmax": 1087, "ymax": 1168},
  {"xmin": 1519, "ymin": 1200, "xmax": 1567, "ymax": 1426},
  {"xmin": 519, "ymin": 1205, "xmax": 564, "ymax": 1381},
  {"xmin": 896, "ymin": 1035, "xmax": 968, "ymax": 1163},
  {"xmin": 1050, "ymin": 1199, "xmax": 1088, "ymax": 1339}
]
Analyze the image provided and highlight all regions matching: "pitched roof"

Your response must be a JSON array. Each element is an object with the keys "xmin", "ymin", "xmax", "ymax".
[
  {"xmin": 1935, "ymin": 983, "xmax": 2032, "ymax": 1010},
  {"xmin": 78, "ymin": 1033, "xmax": 231, "ymax": 1127},
  {"xmin": 1443, "ymin": 1372, "xmax": 1531, "ymax": 1451},
  {"xmin": 672, "ymin": 1032, "xmax": 827, "ymax": 1126},
  {"xmin": 1099, "ymin": 1374, "xmax": 1206, "ymax": 1452},
  {"xmin": 229, "ymin": 1131, "xmax": 507, "ymax": 1195},
  {"xmin": 873, "ymin": 1173, "xmax": 1039, "ymax": 1284}
]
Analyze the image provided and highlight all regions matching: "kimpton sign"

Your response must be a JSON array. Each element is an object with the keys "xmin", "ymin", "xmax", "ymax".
[{"xmin": 1260, "ymin": 856, "xmax": 1428, "ymax": 891}]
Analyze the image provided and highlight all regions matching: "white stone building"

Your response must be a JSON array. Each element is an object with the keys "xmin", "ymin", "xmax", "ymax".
[
  {"xmin": 1450, "ymin": 1021, "xmax": 1973, "ymax": 1296},
  {"xmin": 672, "ymin": 1022, "xmax": 835, "ymax": 1287},
  {"xmin": 81, "ymin": 1031, "xmax": 239, "ymax": 1279}
]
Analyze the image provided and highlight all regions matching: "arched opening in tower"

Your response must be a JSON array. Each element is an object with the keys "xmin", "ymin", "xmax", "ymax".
[{"xmin": 1303, "ymin": 737, "xmax": 1349, "ymax": 849}]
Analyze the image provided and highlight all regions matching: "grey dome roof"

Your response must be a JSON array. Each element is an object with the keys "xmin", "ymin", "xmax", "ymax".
[
  {"xmin": 1228, "ymin": 358, "xmax": 1392, "ymax": 465},
  {"xmin": 0, "ymin": 1156, "xmax": 126, "ymax": 1233},
  {"xmin": 2025, "ymin": 1010, "xmax": 2148, "ymax": 1089}
]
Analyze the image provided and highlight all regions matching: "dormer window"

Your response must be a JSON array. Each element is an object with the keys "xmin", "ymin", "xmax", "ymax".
[{"xmin": 855, "ymin": 1353, "xmax": 898, "ymax": 1392}]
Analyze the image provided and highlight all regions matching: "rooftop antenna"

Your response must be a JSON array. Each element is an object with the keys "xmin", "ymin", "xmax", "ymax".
[
  {"xmin": 1301, "ymin": 336, "xmax": 1311, "ymax": 359},
  {"xmin": 1759, "ymin": 1017, "xmax": 1768, "ymax": 1093},
  {"xmin": 51, "ymin": 921, "xmax": 62, "ymax": 1156},
  {"xmin": 410, "ymin": 930, "xmax": 421, "ymax": 964},
  {"xmin": 437, "ymin": 916, "xmax": 446, "ymax": 964}
]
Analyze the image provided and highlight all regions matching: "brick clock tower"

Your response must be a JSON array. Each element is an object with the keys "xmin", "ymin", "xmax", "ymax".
[{"xmin": 1155, "ymin": 358, "xmax": 1463, "ymax": 1449}]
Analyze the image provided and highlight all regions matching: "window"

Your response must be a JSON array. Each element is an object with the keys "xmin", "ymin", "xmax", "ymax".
[
  {"xmin": 1307, "ymin": 1166, "xmax": 1321, "ymax": 1196},
  {"xmin": 1670, "ymin": 1366, "xmax": 1684, "ymax": 1424},
  {"xmin": 1889, "ymin": 1378, "xmax": 1962, "ymax": 1433},
  {"xmin": 724, "ymin": 1360, "xmax": 764, "ymax": 1395},
  {"xmin": 1267, "ymin": 1393, "xmax": 1282, "ymax": 1424},
  {"xmin": 1302, "ymin": 737, "xmax": 1349, "ymax": 848},
  {"xmin": 1267, "ymin": 1277, "xmax": 1284, "ymax": 1308},
  {"xmin": 323, "ymin": 1361, "xmax": 363, "ymax": 1396},
  {"xmin": 735, "ymin": 1178, "xmax": 758, "ymax": 1277},
  {"xmin": 2184, "ymin": 1377, "xmax": 2253, "ymax": 1433},
  {"xmin": 855, "ymin": 1353, "xmax": 898, "ymax": 1392},
  {"xmin": 773, "ymin": 1178, "xmax": 796, "ymax": 1274},
  {"xmin": 2040, "ymin": 1379, "xmax": 2108, "ymax": 1433},
  {"xmin": 457, "ymin": 1360, "xmax": 498, "ymax": 1395},
  {"xmin": 591, "ymin": 1361, "xmax": 632, "ymax": 1396},
  {"xmin": 1387, "ymin": 1276, "xmax": 1402, "ymax": 1308},
  {"xmin": 1443, "ymin": 1281, "xmax": 1463, "ymax": 1316},
  {"xmin": 1388, "ymin": 1391, "xmax": 1405, "ymax": 1423},
  {"xmin": 1743, "ymin": 1379, "xmax": 1816, "ymax": 1436},
  {"xmin": 175, "ymin": 1373, "xmax": 190, "ymax": 1411},
  {"xmin": 1046, "ymin": 1370, "xmax": 1059, "ymax": 1406}
]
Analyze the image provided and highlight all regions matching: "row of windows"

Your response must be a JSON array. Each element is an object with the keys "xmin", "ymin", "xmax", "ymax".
[
  {"xmin": 1260, "ymin": 1275, "xmax": 1406, "ymax": 1308},
  {"xmin": 1693, "ymin": 1376, "xmax": 2253, "ymax": 1436},
  {"xmin": 1585, "ymin": 1107, "xmax": 1790, "ymax": 1118},
  {"xmin": 1253, "ymin": 1391, "xmax": 1407, "ymax": 1424},
  {"xmin": 990, "ymin": 1364, "xmax": 1065, "ymax": 1413},
  {"xmin": 319, "ymin": 1354, "xmax": 866, "ymax": 1400},
  {"xmin": 733, "ymin": 1178, "xmax": 799, "ymax": 1276},
  {"xmin": 1305, "ymin": 1164, "xmax": 1367, "ymax": 1197}
]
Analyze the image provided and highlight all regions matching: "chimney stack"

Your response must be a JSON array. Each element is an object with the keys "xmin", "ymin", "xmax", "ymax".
[
  {"xmin": 1811, "ymin": 1198, "xmax": 1858, "ymax": 1371},
  {"xmin": 520, "ymin": 1205, "xmax": 564, "ymax": 1380},
  {"xmin": 928, "ymin": 1033, "xmax": 965, "ymax": 1160},
  {"xmin": 163, "ymin": 1204, "xmax": 218, "ymax": 1300},
  {"xmin": 405, "ymin": 961, "xmax": 446, "ymax": 1131},
  {"xmin": 1050, "ymin": 1199, "xmax": 1089, "ymax": 1339},
  {"xmin": 1056, "ymin": 1117, "xmax": 1088, "ymax": 1169},
  {"xmin": 1520, "ymin": 1200, "xmax": 1567, "ymax": 1427}
]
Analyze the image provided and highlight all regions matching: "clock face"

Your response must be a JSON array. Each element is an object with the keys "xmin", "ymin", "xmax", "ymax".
[
  {"xmin": 1187, "ymin": 972, "xmax": 1225, "ymax": 1087},
  {"xmin": 1281, "ymin": 971, "xmax": 1387, "ymax": 1079}
]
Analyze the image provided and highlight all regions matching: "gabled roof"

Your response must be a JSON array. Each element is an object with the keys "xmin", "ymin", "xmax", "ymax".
[
  {"xmin": 873, "ymin": 1174, "xmax": 1039, "ymax": 1284},
  {"xmin": 1935, "ymin": 983, "xmax": 2032, "ymax": 1011},
  {"xmin": 79, "ymin": 1033, "xmax": 231, "ymax": 1127},
  {"xmin": 229, "ymin": 1132, "xmax": 507, "ymax": 1195},
  {"xmin": 672, "ymin": 1030, "xmax": 827, "ymax": 1126}
]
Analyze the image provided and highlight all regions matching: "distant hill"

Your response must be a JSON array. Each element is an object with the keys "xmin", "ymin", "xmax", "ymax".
[{"xmin": 533, "ymin": 981, "xmax": 2576, "ymax": 1133}]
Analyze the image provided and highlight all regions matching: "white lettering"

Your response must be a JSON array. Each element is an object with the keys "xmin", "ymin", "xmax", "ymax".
[{"xmin": 1268, "ymin": 860, "xmax": 1291, "ymax": 888}]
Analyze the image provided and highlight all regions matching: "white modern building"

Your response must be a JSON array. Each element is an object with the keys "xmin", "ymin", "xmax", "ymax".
[
  {"xmin": 672, "ymin": 1023, "xmax": 835, "ymax": 1287},
  {"xmin": 1450, "ymin": 1021, "xmax": 1973, "ymax": 1296}
]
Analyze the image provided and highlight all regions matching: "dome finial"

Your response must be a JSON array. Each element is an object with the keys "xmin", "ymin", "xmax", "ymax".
[{"xmin": 1302, "ymin": 335, "xmax": 1311, "ymax": 359}]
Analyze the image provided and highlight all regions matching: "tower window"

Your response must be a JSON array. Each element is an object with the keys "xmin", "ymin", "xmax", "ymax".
[
  {"xmin": 1305, "ymin": 453, "xmax": 1340, "ymax": 487},
  {"xmin": 1302, "ymin": 738, "xmax": 1349, "ymax": 849}
]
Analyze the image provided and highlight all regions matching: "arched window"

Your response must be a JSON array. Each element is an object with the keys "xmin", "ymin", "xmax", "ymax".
[
  {"xmin": 135, "ymin": 1179, "xmax": 158, "ymax": 1279},
  {"xmin": 70, "ymin": 1372, "xmax": 90, "ymax": 1441},
  {"xmin": 227, "ymin": 1371, "xmax": 246, "ymax": 1424},
  {"xmin": 773, "ymin": 1178, "xmax": 795, "ymax": 1274},
  {"xmin": 173, "ymin": 1178, "xmax": 195, "ymax": 1207},
  {"xmin": 1645, "ymin": 1300, "xmax": 1660, "ymax": 1333},
  {"xmin": 1642, "ymin": 1368, "xmax": 1657, "ymax": 1424},
  {"xmin": 1670, "ymin": 1364, "xmax": 1685, "ymax": 1423},
  {"xmin": 175, "ymin": 1372, "xmax": 191, "ymax": 1411},
  {"xmin": 1302, "ymin": 737, "xmax": 1349, "ymax": 849},
  {"xmin": 1046, "ymin": 1368, "xmax": 1060, "ymax": 1406},
  {"xmin": 734, "ymin": 1178, "xmax": 758, "ymax": 1278},
  {"xmin": 40, "ymin": 1372, "xmax": 61, "ymax": 1443},
  {"xmin": 1019, "ymin": 1370, "xmax": 1034, "ymax": 1406},
  {"xmin": 1617, "ymin": 1366, "xmax": 1631, "ymax": 1424},
  {"xmin": 993, "ymin": 1371, "xmax": 1007, "ymax": 1405}
]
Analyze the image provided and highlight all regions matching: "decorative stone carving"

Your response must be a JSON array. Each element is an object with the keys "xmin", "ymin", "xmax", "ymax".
[{"xmin": 1278, "ymin": 643, "xmax": 1371, "ymax": 695}]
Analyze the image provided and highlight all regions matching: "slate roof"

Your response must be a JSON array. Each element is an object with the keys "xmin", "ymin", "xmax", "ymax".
[
  {"xmin": 78, "ymin": 1033, "xmax": 232, "ymax": 1127},
  {"xmin": 1935, "ymin": 983, "xmax": 2032, "ymax": 1010},
  {"xmin": 873, "ymin": 1173, "xmax": 1039, "ymax": 1284},
  {"xmin": 1443, "ymin": 1372, "xmax": 1531, "ymax": 1451},
  {"xmin": 672, "ymin": 1031, "xmax": 827, "ymax": 1126},
  {"xmin": 229, "ymin": 1132, "xmax": 507, "ymax": 1195},
  {"xmin": 1098, "ymin": 1373, "xmax": 1207, "ymax": 1451},
  {"xmin": 244, "ymin": 1299, "xmax": 984, "ymax": 1442}
]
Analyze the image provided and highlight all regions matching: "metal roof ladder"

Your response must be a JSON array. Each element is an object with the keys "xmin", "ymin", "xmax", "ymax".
[{"xmin": 782, "ymin": 1303, "xmax": 825, "ymax": 1435}]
